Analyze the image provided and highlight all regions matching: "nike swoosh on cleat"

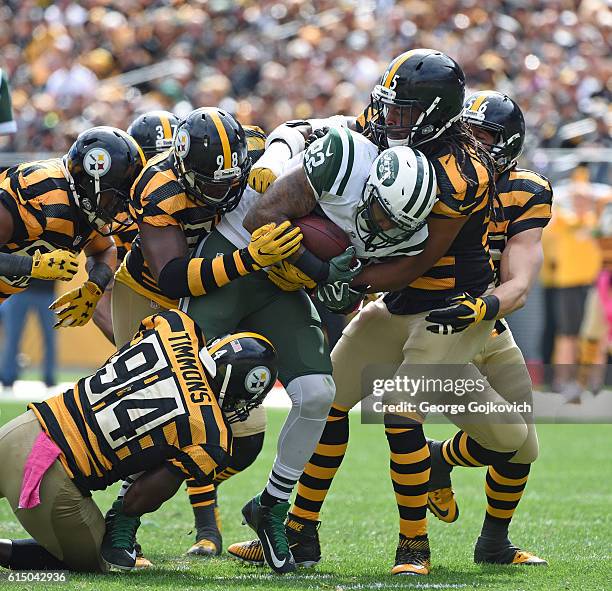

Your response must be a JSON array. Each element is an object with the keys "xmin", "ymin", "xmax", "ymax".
[
  {"xmin": 428, "ymin": 500, "xmax": 449, "ymax": 518},
  {"xmin": 263, "ymin": 531, "xmax": 287, "ymax": 569},
  {"xmin": 127, "ymin": 549, "xmax": 137, "ymax": 561}
]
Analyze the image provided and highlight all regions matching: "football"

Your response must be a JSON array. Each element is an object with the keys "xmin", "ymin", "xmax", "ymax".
[{"xmin": 292, "ymin": 214, "xmax": 350, "ymax": 261}]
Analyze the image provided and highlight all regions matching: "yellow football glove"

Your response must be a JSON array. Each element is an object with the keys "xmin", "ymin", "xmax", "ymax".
[
  {"xmin": 49, "ymin": 281, "xmax": 104, "ymax": 328},
  {"xmin": 30, "ymin": 249, "xmax": 79, "ymax": 281},
  {"xmin": 266, "ymin": 260, "xmax": 316, "ymax": 292},
  {"xmin": 246, "ymin": 221, "xmax": 303, "ymax": 269},
  {"xmin": 248, "ymin": 167, "xmax": 277, "ymax": 193}
]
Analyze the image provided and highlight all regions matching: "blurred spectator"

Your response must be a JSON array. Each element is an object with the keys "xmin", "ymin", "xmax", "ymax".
[
  {"xmin": 541, "ymin": 167, "xmax": 605, "ymax": 397},
  {"xmin": 0, "ymin": 280, "xmax": 57, "ymax": 389},
  {"xmin": 0, "ymin": 67, "xmax": 16, "ymax": 135},
  {"xmin": 577, "ymin": 196, "xmax": 612, "ymax": 393},
  {"xmin": 0, "ymin": 0, "xmax": 609, "ymax": 158}
]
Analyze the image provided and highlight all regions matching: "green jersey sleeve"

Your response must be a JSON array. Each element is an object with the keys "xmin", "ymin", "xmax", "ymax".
[
  {"xmin": 303, "ymin": 127, "xmax": 355, "ymax": 198},
  {"xmin": 0, "ymin": 69, "xmax": 16, "ymax": 135}
]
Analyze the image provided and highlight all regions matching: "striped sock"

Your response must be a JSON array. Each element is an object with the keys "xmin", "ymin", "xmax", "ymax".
[
  {"xmin": 187, "ymin": 481, "xmax": 220, "ymax": 541},
  {"xmin": 187, "ymin": 481, "xmax": 217, "ymax": 509},
  {"xmin": 441, "ymin": 431, "xmax": 516, "ymax": 467},
  {"xmin": 292, "ymin": 404, "xmax": 349, "ymax": 521},
  {"xmin": 385, "ymin": 418, "xmax": 430, "ymax": 538},
  {"xmin": 481, "ymin": 462, "xmax": 531, "ymax": 541},
  {"xmin": 261, "ymin": 463, "xmax": 303, "ymax": 506}
]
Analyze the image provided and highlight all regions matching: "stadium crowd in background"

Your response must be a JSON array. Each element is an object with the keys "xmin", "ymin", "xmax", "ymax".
[{"xmin": 0, "ymin": 0, "xmax": 609, "ymax": 160}]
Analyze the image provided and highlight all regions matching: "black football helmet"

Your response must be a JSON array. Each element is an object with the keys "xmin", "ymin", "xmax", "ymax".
[
  {"xmin": 369, "ymin": 49, "xmax": 466, "ymax": 149},
  {"xmin": 462, "ymin": 91, "xmax": 525, "ymax": 173},
  {"xmin": 203, "ymin": 332, "xmax": 277, "ymax": 424},
  {"xmin": 127, "ymin": 110, "xmax": 179, "ymax": 159},
  {"xmin": 173, "ymin": 107, "xmax": 251, "ymax": 213},
  {"xmin": 64, "ymin": 126, "xmax": 145, "ymax": 236}
]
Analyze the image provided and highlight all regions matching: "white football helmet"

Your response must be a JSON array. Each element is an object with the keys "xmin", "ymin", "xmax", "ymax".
[{"xmin": 356, "ymin": 146, "xmax": 437, "ymax": 251}]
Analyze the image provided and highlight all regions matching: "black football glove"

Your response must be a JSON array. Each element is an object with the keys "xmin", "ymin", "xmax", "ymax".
[
  {"xmin": 304, "ymin": 126, "xmax": 330, "ymax": 148},
  {"xmin": 425, "ymin": 293, "xmax": 500, "ymax": 334}
]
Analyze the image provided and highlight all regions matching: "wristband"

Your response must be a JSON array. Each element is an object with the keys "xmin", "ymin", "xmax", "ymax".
[
  {"xmin": 0, "ymin": 252, "xmax": 34, "ymax": 277},
  {"xmin": 87, "ymin": 262, "xmax": 114, "ymax": 290},
  {"xmin": 481, "ymin": 294, "xmax": 500, "ymax": 320},
  {"xmin": 293, "ymin": 250, "xmax": 329, "ymax": 283}
]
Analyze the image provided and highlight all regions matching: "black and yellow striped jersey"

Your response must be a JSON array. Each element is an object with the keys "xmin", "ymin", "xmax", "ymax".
[
  {"xmin": 355, "ymin": 105, "xmax": 495, "ymax": 313},
  {"xmin": 29, "ymin": 309, "xmax": 231, "ymax": 494},
  {"xmin": 384, "ymin": 144, "xmax": 494, "ymax": 314},
  {"xmin": 0, "ymin": 158, "xmax": 102, "ymax": 302},
  {"xmin": 117, "ymin": 126, "xmax": 267, "ymax": 308},
  {"xmin": 116, "ymin": 151, "xmax": 219, "ymax": 308},
  {"xmin": 488, "ymin": 168, "xmax": 553, "ymax": 281}
]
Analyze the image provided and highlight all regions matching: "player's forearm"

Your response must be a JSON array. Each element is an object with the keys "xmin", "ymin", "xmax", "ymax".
[
  {"xmin": 243, "ymin": 166, "xmax": 316, "ymax": 232},
  {"xmin": 85, "ymin": 243, "xmax": 116, "ymax": 290},
  {"xmin": 354, "ymin": 254, "xmax": 434, "ymax": 292},
  {"xmin": 157, "ymin": 249, "xmax": 257, "ymax": 299},
  {"xmin": 92, "ymin": 287, "xmax": 115, "ymax": 344},
  {"xmin": 354, "ymin": 215, "xmax": 467, "ymax": 292},
  {"xmin": 492, "ymin": 230, "xmax": 544, "ymax": 317}
]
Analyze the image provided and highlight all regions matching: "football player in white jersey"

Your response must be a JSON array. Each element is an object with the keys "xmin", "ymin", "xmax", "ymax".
[{"xmin": 180, "ymin": 123, "xmax": 437, "ymax": 574}]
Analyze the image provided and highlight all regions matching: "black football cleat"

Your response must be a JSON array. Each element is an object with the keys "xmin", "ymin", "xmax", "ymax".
[
  {"xmin": 474, "ymin": 537, "xmax": 548, "ymax": 565},
  {"xmin": 101, "ymin": 500, "xmax": 140, "ymax": 571},
  {"xmin": 392, "ymin": 534, "xmax": 431, "ymax": 576}
]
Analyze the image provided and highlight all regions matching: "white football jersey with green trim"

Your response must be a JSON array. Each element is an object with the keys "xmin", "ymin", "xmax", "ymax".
[{"xmin": 217, "ymin": 127, "xmax": 428, "ymax": 260}]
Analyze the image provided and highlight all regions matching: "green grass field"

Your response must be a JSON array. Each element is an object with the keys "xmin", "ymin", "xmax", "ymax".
[{"xmin": 0, "ymin": 402, "xmax": 610, "ymax": 591}]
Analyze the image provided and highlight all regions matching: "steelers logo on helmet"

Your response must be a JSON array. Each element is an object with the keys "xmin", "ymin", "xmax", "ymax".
[
  {"xmin": 244, "ymin": 366, "xmax": 272, "ymax": 395},
  {"xmin": 84, "ymin": 148, "xmax": 111, "ymax": 178},
  {"xmin": 174, "ymin": 128, "xmax": 191, "ymax": 160},
  {"xmin": 377, "ymin": 150, "xmax": 400, "ymax": 187}
]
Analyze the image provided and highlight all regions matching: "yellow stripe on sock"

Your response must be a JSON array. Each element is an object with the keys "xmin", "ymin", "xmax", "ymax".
[{"xmin": 489, "ymin": 467, "xmax": 529, "ymax": 486}]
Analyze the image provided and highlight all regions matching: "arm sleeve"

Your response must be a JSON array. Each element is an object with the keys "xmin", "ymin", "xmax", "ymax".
[{"xmin": 157, "ymin": 248, "xmax": 258, "ymax": 299}]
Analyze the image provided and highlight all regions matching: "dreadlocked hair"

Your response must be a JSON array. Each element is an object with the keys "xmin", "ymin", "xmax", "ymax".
[{"xmin": 419, "ymin": 120, "xmax": 501, "ymax": 222}]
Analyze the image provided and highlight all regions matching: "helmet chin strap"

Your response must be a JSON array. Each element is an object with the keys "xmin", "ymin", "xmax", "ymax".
[
  {"xmin": 60, "ymin": 156, "xmax": 81, "ymax": 205},
  {"xmin": 217, "ymin": 363, "xmax": 233, "ymax": 408}
]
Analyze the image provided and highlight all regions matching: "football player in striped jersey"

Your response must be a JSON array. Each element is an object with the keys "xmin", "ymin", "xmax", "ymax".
[
  {"xmin": 228, "ymin": 49, "xmax": 498, "ymax": 576},
  {"xmin": 109, "ymin": 107, "xmax": 300, "ymax": 561},
  {"xmin": 0, "ymin": 127, "xmax": 145, "ymax": 327},
  {"xmin": 422, "ymin": 91, "xmax": 551, "ymax": 566},
  {"xmin": 0, "ymin": 309, "xmax": 277, "ymax": 572},
  {"xmin": 92, "ymin": 111, "xmax": 178, "ymax": 344}
]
